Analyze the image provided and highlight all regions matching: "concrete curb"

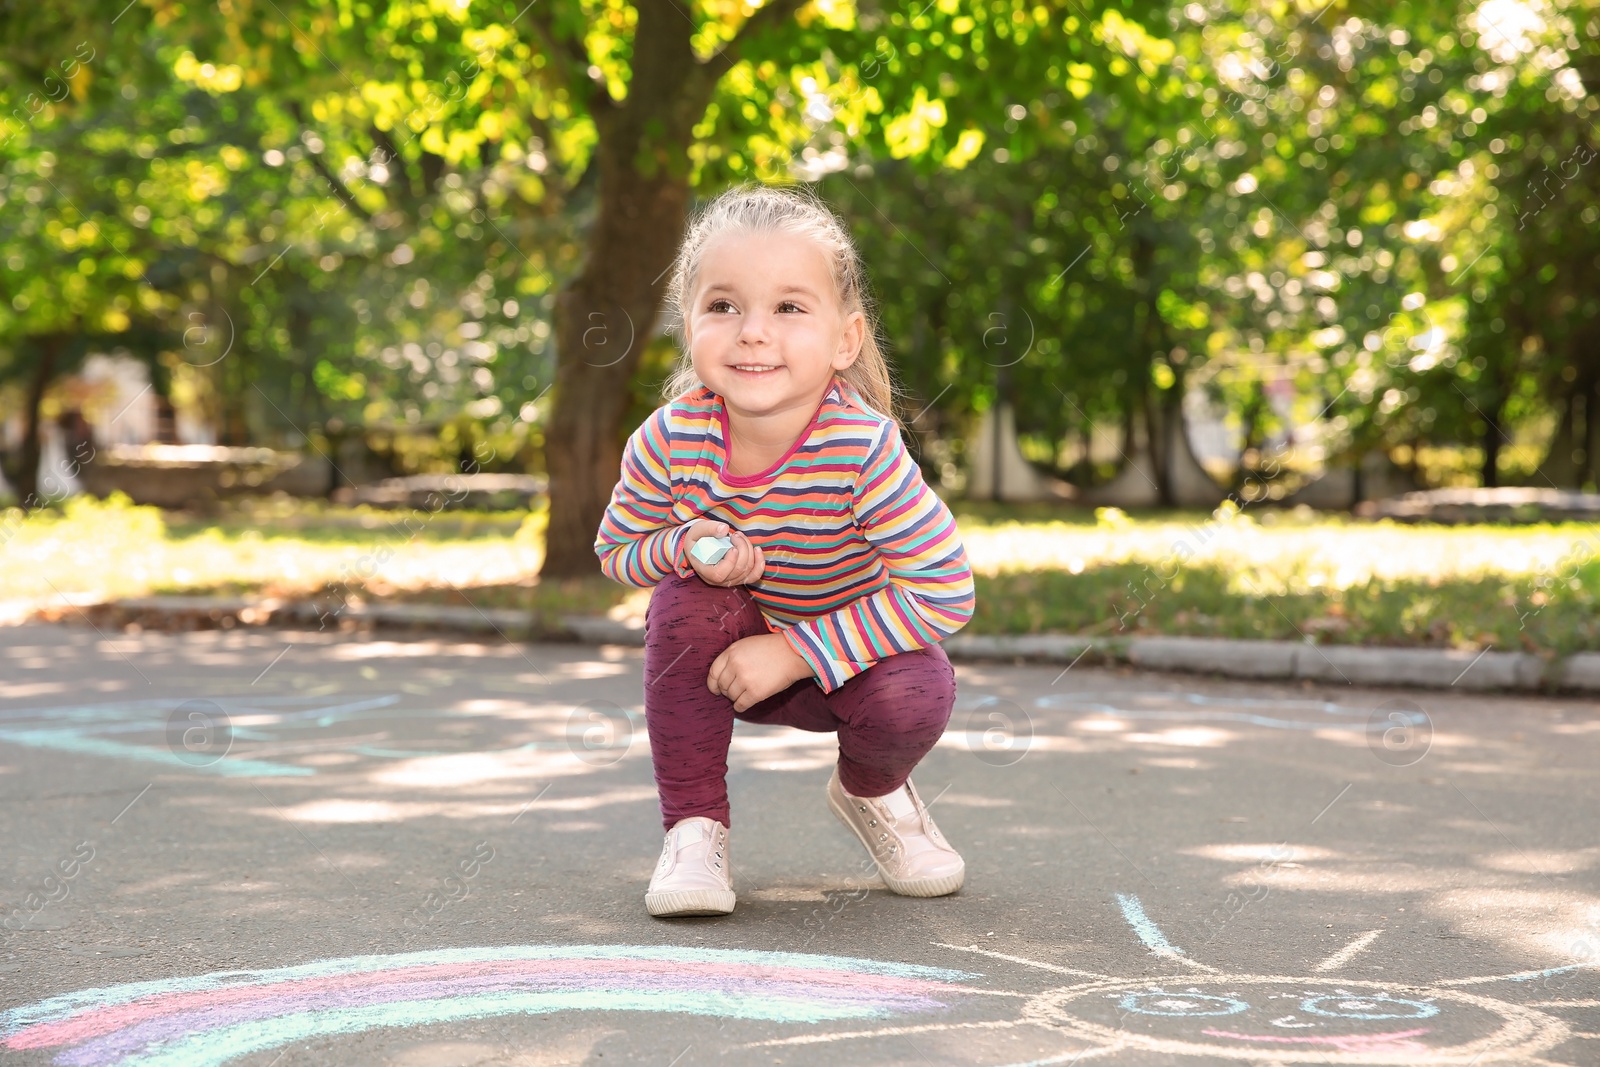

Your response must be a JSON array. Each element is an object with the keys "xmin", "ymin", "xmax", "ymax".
[{"xmin": 26, "ymin": 595, "xmax": 1600, "ymax": 694}]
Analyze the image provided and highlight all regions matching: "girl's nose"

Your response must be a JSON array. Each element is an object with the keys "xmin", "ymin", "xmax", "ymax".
[
  {"xmin": 732, "ymin": 321, "xmax": 771, "ymax": 347},
  {"xmin": 736, "ymin": 310, "xmax": 773, "ymax": 344}
]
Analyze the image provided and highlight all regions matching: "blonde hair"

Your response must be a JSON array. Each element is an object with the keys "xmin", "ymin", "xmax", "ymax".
[{"xmin": 659, "ymin": 182, "xmax": 899, "ymax": 420}]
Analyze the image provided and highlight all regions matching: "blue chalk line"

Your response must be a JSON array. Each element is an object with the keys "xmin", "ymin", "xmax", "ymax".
[{"xmin": 1116, "ymin": 893, "xmax": 1187, "ymax": 957}]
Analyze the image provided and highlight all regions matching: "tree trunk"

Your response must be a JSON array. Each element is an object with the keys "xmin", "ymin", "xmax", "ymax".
[
  {"xmin": 538, "ymin": 0, "xmax": 724, "ymax": 579},
  {"xmin": 1142, "ymin": 390, "xmax": 1168, "ymax": 505},
  {"xmin": 541, "ymin": 176, "xmax": 692, "ymax": 576},
  {"xmin": 1480, "ymin": 391, "xmax": 1504, "ymax": 489},
  {"xmin": 1077, "ymin": 421, "xmax": 1093, "ymax": 486},
  {"xmin": 1586, "ymin": 379, "xmax": 1600, "ymax": 491},
  {"xmin": 13, "ymin": 335, "xmax": 61, "ymax": 509},
  {"xmin": 1537, "ymin": 384, "xmax": 1586, "ymax": 487}
]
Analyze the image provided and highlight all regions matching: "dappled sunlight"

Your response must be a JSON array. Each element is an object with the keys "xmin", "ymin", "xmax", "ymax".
[
  {"xmin": 1440, "ymin": 759, "xmax": 1543, "ymax": 774},
  {"xmin": 1185, "ymin": 843, "xmax": 1341, "ymax": 864},
  {"xmin": 1073, "ymin": 716, "xmax": 1129, "ymax": 732},
  {"xmin": 1549, "ymin": 720, "xmax": 1600, "ymax": 735},
  {"xmin": 208, "ymin": 880, "xmax": 287, "ymax": 895},
  {"xmin": 746, "ymin": 755, "xmax": 836, "ymax": 772},
  {"xmin": 728, "ymin": 730, "xmax": 835, "ymax": 752},
  {"xmin": 1422, "ymin": 729, "xmax": 1504, "ymax": 752},
  {"xmin": 299, "ymin": 753, "xmax": 364, "ymax": 766},
  {"xmin": 1354, "ymin": 798, "xmax": 1422, "ymax": 814},
  {"xmin": 961, "ymin": 520, "xmax": 1598, "ymax": 591},
  {"xmin": 327, "ymin": 640, "xmax": 506, "ymax": 660},
  {"xmin": 1220, "ymin": 865, "xmax": 1454, "ymax": 894},
  {"xmin": 1474, "ymin": 849, "xmax": 1600, "ymax": 876},
  {"xmin": 533, "ymin": 786, "xmax": 657, "ymax": 812},
  {"xmin": 238, "ymin": 777, "xmax": 654, "ymax": 831},
  {"xmin": 1309, "ymin": 727, "xmax": 1368, "ymax": 747},
  {"xmin": 1124, "ymin": 726, "xmax": 1233, "ymax": 747},
  {"xmin": 3, "ymin": 682, "xmax": 69, "ymax": 698},
  {"xmin": 368, "ymin": 748, "xmax": 609, "ymax": 790},
  {"xmin": 455, "ymin": 698, "xmax": 535, "ymax": 714},
  {"xmin": 1430, "ymin": 889, "xmax": 1600, "ymax": 965},
  {"xmin": 932, "ymin": 731, "xmax": 1095, "ymax": 755},
  {"xmin": 729, "ymin": 727, "xmax": 838, "ymax": 772},
  {"xmin": 1442, "ymin": 817, "xmax": 1526, "ymax": 837},
  {"xmin": 0, "ymin": 498, "xmax": 542, "ymax": 606},
  {"xmin": 254, "ymin": 798, "xmax": 443, "ymax": 823},
  {"xmin": 548, "ymin": 659, "xmax": 630, "ymax": 679}
]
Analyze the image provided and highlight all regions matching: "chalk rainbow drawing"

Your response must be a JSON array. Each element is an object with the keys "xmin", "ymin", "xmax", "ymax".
[
  {"xmin": 749, "ymin": 894, "xmax": 1600, "ymax": 1066},
  {"xmin": 1, "ymin": 943, "xmax": 981, "ymax": 1067}
]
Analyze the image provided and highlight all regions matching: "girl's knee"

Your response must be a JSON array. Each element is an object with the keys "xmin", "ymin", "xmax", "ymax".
[
  {"xmin": 878, "ymin": 647, "xmax": 957, "ymax": 708},
  {"xmin": 851, "ymin": 662, "xmax": 955, "ymax": 741},
  {"xmin": 650, "ymin": 574, "xmax": 757, "ymax": 622}
]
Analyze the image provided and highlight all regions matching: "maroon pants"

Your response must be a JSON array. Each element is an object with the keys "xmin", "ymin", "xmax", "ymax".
[{"xmin": 643, "ymin": 574, "xmax": 957, "ymax": 831}]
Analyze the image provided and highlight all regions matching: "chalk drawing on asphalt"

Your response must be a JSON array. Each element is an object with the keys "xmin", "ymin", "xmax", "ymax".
[
  {"xmin": 0, "ymin": 695, "xmax": 633, "ymax": 777},
  {"xmin": 0, "ymin": 944, "xmax": 986, "ymax": 1067},
  {"xmin": 8, "ymin": 901, "xmax": 1598, "ymax": 1066},
  {"xmin": 751, "ymin": 894, "xmax": 1599, "ymax": 1065}
]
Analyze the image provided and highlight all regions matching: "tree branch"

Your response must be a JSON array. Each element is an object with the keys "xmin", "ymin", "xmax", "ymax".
[
  {"xmin": 367, "ymin": 123, "xmax": 415, "ymax": 207},
  {"xmin": 524, "ymin": 110, "xmax": 569, "ymax": 198},
  {"xmin": 287, "ymin": 102, "xmax": 373, "ymax": 222},
  {"xmin": 519, "ymin": 4, "xmax": 617, "ymax": 114}
]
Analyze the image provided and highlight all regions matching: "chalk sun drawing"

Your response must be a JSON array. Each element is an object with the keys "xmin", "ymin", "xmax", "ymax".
[
  {"xmin": 1, "ymin": 944, "xmax": 982, "ymax": 1067},
  {"xmin": 749, "ymin": 894, "xmax": 1600, "ymax": 1066}
]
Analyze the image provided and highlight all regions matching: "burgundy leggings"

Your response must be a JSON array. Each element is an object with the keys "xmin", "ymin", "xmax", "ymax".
[{"xmin": 642, "ymin": 574, "xmax": 957, "ymax": 831}]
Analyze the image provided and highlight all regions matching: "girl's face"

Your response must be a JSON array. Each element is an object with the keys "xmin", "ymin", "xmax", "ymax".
[{"xmin": 684, "ymin": 229, "xmax": 864, "ymax": 420}]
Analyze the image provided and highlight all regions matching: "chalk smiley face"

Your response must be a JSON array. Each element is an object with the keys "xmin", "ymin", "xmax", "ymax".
[{"xmin": 1022, "ymin": 975, "xmax": 1569, "ymax": 1064}]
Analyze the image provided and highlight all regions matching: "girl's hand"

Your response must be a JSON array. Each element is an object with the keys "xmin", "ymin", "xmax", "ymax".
[
  {"xmin": 682, "ymin": 519, "xmax": 766, "ymax": 588},
  {"xmin": 707, "ymin": 633, "xmax": 814, "ymax": 712}
]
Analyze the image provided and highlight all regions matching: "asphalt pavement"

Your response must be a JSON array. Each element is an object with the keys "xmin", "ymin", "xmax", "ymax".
[{"xmin": 2, "ymin": 620, "xmax": 1597, "ymax": 1066}]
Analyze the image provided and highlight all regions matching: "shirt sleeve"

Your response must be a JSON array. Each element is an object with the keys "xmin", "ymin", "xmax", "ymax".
[
  {"xmin": 593, "ymin": 406, "xmax": 697, "ymax": 586},
  {"xmin": 777, "ymin": 420, "xmax": 975, "ymax": 692}
]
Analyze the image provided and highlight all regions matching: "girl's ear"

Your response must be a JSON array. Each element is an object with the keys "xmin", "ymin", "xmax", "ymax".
[{"xmin": 832, "ymin": 310, "xmax": 865, "ymax": 370}]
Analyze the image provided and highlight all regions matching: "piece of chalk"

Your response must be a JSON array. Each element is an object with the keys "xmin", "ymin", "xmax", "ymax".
[{"xmin": 690, "ymin": 535, "xmax": 733, "ymax": 566}]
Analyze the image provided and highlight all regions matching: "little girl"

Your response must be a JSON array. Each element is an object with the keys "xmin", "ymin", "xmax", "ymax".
[{"xmin": 594, "ymin": 183, "xmax": 975, "ymax": 918}]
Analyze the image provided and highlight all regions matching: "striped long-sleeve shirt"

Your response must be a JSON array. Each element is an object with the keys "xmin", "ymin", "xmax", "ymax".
[{"xmin": 594, "ymin": 379, "xmax": 975, "ymax": 692}]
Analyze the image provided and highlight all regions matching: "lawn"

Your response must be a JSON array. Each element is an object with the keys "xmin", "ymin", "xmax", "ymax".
[{"xmin": 4, "ymin": 494, "xmax": 1597, "ymax": 656}]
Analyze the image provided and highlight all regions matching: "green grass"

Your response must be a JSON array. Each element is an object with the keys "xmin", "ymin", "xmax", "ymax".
[
  {"xmin": 5, "ymin": 494, "xmax": 1597, "ymax": 655},
  {"xmin": 1, "ymin": 493, "xmax": 545, "ymax": 603},
  {"xmin": 973, "ymin": 566, "xmax": 1599, "ymax": 657}
]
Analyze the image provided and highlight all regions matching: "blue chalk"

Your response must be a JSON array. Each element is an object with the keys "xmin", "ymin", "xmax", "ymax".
[{"xmin": 690, "ymin": 535, "xmax": 733, "ymax": 565}]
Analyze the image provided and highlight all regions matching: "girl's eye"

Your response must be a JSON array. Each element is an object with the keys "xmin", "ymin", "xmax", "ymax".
[
  {"xmin": 708, "ymin": 299, "xmax": 734, "ymax": 313},
  {"xmin": 778, "ymin": 301, "xmax": 803, "ymax": 313}
]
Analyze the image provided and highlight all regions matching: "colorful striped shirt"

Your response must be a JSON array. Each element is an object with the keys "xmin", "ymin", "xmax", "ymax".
[{"xmin": 594, "ymin": 379, "xmax": 975, "ymax": 692}]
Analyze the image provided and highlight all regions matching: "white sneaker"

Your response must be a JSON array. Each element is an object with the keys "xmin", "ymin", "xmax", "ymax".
[
  {"xmin": 645, "ymin": 816, "xmax": 735, "ymax": 917},
  {"xmin": 827, "ymin": 766, "xmax": 964, "ymax": 897}
]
